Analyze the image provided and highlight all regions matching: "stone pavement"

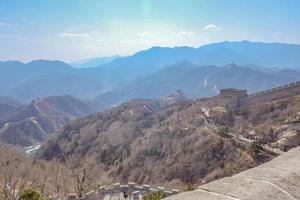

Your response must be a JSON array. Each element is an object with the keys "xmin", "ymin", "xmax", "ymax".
[{"xmin": 164, "ymin": 146, "xmax": 300, "ymax": 200}]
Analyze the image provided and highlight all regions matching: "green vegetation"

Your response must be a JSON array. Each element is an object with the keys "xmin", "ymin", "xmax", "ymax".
[
  {"xmin": 142, "ymin": 191, "xmax": 168, "ymax": 200},
  {"xmin": 20, "ymin": 189, "xmax": 47, "ymax": 200},
  {"xmin": 184, "ymin": 183, "xmax": 195, "ymax": 192},
  {"xmin": 248, "ymin": 140, "xmax": 262, "ymax": 156}
]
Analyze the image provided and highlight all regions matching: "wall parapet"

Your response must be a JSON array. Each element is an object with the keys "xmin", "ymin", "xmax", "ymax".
[
  {"xmin": 248, "ymin": 81, "xmax": 300, "ymax": 98},
  {"xmin": 244, "ymin": 80, "xmax": 300, "ymax": 105},
  {"xmin": 50, "ymin": 182, "xmax": 179, "ymax": 200}
]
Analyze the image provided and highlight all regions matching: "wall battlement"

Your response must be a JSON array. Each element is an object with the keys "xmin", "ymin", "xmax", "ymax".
[
  {"xmin": 248, "ymin": 81, "xmax": 300, "ymax": 98},
  {"xmin": 245, "ymin": 81, "xmax": 300, "ymax": 105},
  {"xmin": 51, "ymin": 182, "xmax": 179, "ymax": 200}
]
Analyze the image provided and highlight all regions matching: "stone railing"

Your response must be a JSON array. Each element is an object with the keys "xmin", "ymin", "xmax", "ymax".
[{"xmin": 51, "ymin": 182, "xmax": 179, "ymax": 200}]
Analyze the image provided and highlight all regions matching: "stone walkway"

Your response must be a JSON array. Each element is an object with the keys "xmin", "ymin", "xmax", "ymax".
[{"xmin": 164, "ymin": 146, "xmax": 300, "ymax": 200}]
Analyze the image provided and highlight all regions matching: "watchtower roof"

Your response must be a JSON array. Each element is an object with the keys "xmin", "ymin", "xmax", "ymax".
[{"xmin": 220, "ymin": 88, "xmax": 247, "ymax": 92}]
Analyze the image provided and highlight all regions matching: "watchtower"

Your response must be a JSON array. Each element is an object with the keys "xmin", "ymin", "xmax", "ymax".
[{"xmin": 219, "ymin": 88, "xmax": 248, "ymax": 106}]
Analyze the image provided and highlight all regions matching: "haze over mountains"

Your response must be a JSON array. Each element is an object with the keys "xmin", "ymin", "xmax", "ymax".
[
  {"xmin": 71, "ymin": 55, "xmax": 120, "ymax": 68},
  {"xmin": 0, "ymin": 41, "xmax": 300, "ymax": 106}
]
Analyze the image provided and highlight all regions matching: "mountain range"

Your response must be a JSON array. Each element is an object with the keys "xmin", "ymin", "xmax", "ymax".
[
  {"xmin": 0, "ymin": 41, "xmax": 300, "ymax": 106},
  {"xmin": 95, "ymin": 62, "xmax": 300, "ymax": 107}
]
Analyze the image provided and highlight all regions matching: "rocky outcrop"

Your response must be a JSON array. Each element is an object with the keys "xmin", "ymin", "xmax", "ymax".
[{"xmin": 165, "ymin": 146, "xmax": 300, "ymax": 200}]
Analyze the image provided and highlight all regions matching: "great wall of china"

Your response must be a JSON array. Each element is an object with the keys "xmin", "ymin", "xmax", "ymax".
[
  {"xmin": 51, "ymin": 183, "xmax": 179, "ymax": 200},
  {"xmin": 166, "ymin": 146, "xmax": 300, "ymax": 200},
  {"xmin": 202, "ymin": 80, "xmax": 300, "ymax": 107},
  {"xmin": 53, "ymin": 81, "xmax": 300, "ymax": 200},
  {"xmin": 207, "ymin": 81, "xmax": 300, "ymax": 154},
  {"xmin": 246, "ymin": 81, "xmax": 300, "ymax": 103}
]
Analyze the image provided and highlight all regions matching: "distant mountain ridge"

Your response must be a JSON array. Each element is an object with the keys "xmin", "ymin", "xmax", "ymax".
[
  {"xmin": 98, "ymin": 40, "xmax": 300, "ymax": 73},
  {"xmin": 0, "ymin": 60, "xmax": 105, "ymax": 102},
  {"xmin": 95, "ymin": 62, "xmax": 300, "ymax": 107},
  {"xmin": 71, "ymin": 55, "xmax": 120, "ymax": 68},
  {"xmin": 1, "ymin": 41, "xmax": 300, "ymax": 103}
]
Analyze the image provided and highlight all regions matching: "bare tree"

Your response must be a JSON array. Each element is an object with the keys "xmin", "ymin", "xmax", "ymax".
[
  {"xmin": 0, "ymin": 154, "xmax": 31, "ymax": 200},
  {"xmin": 65, "ymin": 155, "xmax": 99, "ymax": 197},
  {"xmin": 48, "ymin": 159, "xmax": 70, "ymax": 197}
]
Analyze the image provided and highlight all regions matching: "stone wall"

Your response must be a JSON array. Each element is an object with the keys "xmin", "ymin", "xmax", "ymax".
[
  {"xmin": 51, "ymin": 182, "xmax": 179, "ymax": 200},
  {"xmin": 206, "ymin": 81, "xmax": 300, "ymax": 107},
  {"xmin": 245, "ymin": 81, "xmax": 300, "ymax": 105},
  {"xmin": 164, "ymin": 146, "xmax": 300, "ymax": 200}
]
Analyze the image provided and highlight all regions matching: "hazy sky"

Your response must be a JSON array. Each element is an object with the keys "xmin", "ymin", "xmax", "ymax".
[{"xmin": 0, "ymin": 0, "xmax": 299, "ymax": 62}]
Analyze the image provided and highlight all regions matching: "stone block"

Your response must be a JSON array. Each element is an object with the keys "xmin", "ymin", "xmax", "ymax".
[
  {"xmin": 120, "ymin": 184, "xmax": 129, "ymax": 192},
  {"xmin": 142, "ymin": 184, "xmax": 151, "ymax": 191}
]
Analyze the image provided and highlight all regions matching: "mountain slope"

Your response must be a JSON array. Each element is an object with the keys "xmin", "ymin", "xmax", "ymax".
[
  {"xmin": 38, "ymin": 88, "xmax": 300, "ymax": 188},
  {"xmin": 39, "ymin": 93, "xmax": 288, "ymax": 187},
  {"xmin": 0, "ymin": 95, "xmax": 96, "ymax": 146},
  {"xmin": 0, "ymin": 60, "xmax": 74, "ymax": 92},
  {"xmin": 0, "ymin": 95, "xmax": 23, "ymax": 118},
  {"xmin": 10, "ymin": 74, "xmax": 103, "ymax": 102}
]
